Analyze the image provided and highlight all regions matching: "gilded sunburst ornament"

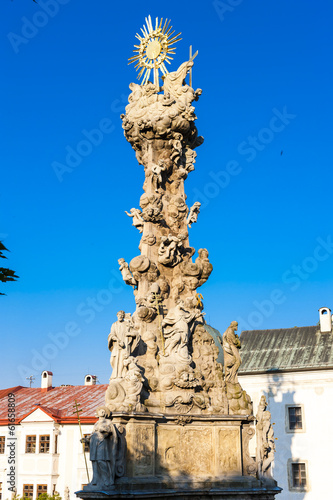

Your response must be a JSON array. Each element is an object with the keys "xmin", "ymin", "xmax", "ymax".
[{"xmin": 128, "ymin": 15, "xmax": 182, "ymax": 85}]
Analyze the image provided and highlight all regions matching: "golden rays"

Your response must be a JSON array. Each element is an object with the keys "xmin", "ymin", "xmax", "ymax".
[{"xmin": 128, "ymin": 16, "xmax": 182, "ymax": 85}]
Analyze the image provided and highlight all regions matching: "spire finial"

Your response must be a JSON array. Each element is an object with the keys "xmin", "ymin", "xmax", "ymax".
[{"xmin": 128, "ymin": 16, "xmax": 182, "ymax": 86}]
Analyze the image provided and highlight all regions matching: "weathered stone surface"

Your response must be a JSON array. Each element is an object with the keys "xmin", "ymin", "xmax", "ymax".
[
  {"xmin": 77, "ymin": 19, "xmax": 280, "ymax": 499},
  {"xmin": 80, "ymin": 415, "xmax": 126, "ymax": 492},
  {"xmin": 216, "ymin": 428, "xmax": 241, "ymax": 475},
  {"xmin": 222, "ymin": 321, "xmax": 252, "ymax": 415},
  {"xmin": 256, "ymin": 396, "xmax": 276, "ymax": 479},
  {"xmin": 78, "ymin": 491, "xmax": 279, "ymax": 500},
  {"xmin": 78, "ymin": 414, "xmax": 279, "ymax": 498},
  {"xmin": 157, "ymin": 426, "xmax": 213, "ymax": 476},
  {"xmin": 126, "ymin": 422, "xmax": 155, "ymax": 477},
  {"xmin": 103, "ymin": 59, "xmax": 233, "ymax": 418}
]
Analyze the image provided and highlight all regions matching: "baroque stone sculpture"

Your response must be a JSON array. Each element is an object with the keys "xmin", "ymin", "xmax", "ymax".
[
  {"xmin": 222, "ymin": 321, "xmax": 252, "ymax": 414},
  {"xmin": 125, "ymin": 208, "xmax": 145, "ymax": 233},
  {"xmin": 77, "ymin": 15, "xmax": 280, "ymax": 500},
  {"xmin": 108, "ymin": 311, "xmax": 138, "ymax": 379},
  {"xmin": 186, "ymin": 201, "xmax": 201, "ymax": 227},
  {"xmin": 256, "ymin": 395, "xmax": 276, "ymax": 478},
  {"xmin": 81, "ymin": 414, "xmax": 126, "ymax": 491}
]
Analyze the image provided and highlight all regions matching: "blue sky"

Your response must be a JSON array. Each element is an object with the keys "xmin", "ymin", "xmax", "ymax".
[{"xmin": 1, "ymin": 1, "xmax": 333, "ymax": 387}]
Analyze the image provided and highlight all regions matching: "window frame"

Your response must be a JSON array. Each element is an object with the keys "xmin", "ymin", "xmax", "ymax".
[
  {"xmin": 39, "ymin": 435, "xmax": 50, "ymax": 454},
  {"xmin": 287, "ymin": 459, "xmax": 310, "ymax": 492},
  {"xmin": 0, "ymin": 436, "xmax": 5, "ymax": 454},
  {"xmin": 37, "ymin": 484, "xmax": 47, "ymax": 498},
  {"xmin": 285, "ymin": 404, "xmax": 305, "ymax": 433},
  {"xmin": 25, "ymin": 435, "xmax": 36, "ymax": 454},
  {"xmin": 23, "ymin": 484, "xmax": 34, "ymax": 499}
]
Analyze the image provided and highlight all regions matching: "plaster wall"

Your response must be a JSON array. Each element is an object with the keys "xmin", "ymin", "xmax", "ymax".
[
  {"xmin": 0, "ymin": 416, "xmax": 94, "ymax": 500},
  {"xmin": 239, "ymin": 369, "xmax": 333, "ymax": 500},
  {"xmin": 56, "ymin": 423, "xmax": 93, "ymax": 497}
]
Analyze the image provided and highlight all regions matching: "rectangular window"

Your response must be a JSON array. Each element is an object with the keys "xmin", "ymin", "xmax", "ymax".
[
  {"xmin": 288, "ymin": 406, "xmax": 303, "ymax": 430},
  {"xmin": 39, "ymin": 435, "xmax": 50, "ymax": 453},
  {"xmin": 23, "ymin": 484, "xmax": 34, "ymax": 499},
  {"xmin": 0, "ymin": 481, "xmax": 2, "ymax": 500},
  {"xmin": 25, "ymin": 435, "xmax": 36, "ymax": 453},
  {"xmin": 54, "ymin": 435, "xmax": 58, "ymax": 454},
  {"xmin": 37, "ymin": 485, "xmax": 47, "ymax": 497},
  {"xmin": 0, "ymin": 437, "xmax": 5, "ymax": 454},
  {"xmin": 292, "ymin": 462, "xmax": 307, "ymax": 488}
]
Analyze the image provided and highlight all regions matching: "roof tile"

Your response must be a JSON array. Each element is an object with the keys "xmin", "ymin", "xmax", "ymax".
[
  {"xmin": 239, "ymin": 326, "xmax": 333, "ymax": 373},
  {"xmin": 0, "ymin": 385, "xmax": 108, "ymax": 424}
]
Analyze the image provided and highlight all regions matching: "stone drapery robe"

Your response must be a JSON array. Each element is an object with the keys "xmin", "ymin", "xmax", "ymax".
[{"xmin": 108, "ymin": 319, "xmax": 136, "ymax": 379}]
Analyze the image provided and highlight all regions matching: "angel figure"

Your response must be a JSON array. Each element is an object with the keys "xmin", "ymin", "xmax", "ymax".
[
  {"xmin": 149, "ymin": 160, "xmax": 167, "ymax": 192},
  {"xmin": 186, "ymin": 202, "xmax": 201, "ymax": 227},
  {"xmin": 125, "ymin": 208, "xmax": 144, "ymax": 233}
]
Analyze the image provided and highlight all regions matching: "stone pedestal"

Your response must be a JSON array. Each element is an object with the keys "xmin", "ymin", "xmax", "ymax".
[
  {"xmin": 76, "ymin": 413, "xmax": 280, "ymax": 499},
  {"xmin": 77, "ymin": 486, "xmax": 279, "ymax": 500}
]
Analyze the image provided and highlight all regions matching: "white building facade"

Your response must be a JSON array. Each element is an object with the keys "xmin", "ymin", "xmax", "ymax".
[
  {"xmin": 239, "ymin": 308, "xmax": 333, "ymax": 499},
  {"xmin": 0, "ymin": 373, "xmax": 105, "ymax": 500}
]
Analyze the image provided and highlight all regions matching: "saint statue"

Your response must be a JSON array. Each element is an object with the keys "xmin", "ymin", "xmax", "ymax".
[
  {"xmin": 81, "ymin": 419, "xmax": 118, "ymax": 490},
  {"xmin": 108, "ymin": 311, "xmax": 137, "ymax": 379},
  {"xmin": 256, "ymin": 396, "xmax": 276, "ymax": 477},
  {"xmin": 162, "ymin": 300, "xmax": 203, "ymax": 361},
  {"xmin": 222, "ymin": 321, "xmax": 242, "ymax": 384}
]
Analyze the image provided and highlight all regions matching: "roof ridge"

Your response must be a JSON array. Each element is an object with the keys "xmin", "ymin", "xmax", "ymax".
[{"xmin": 241, "ymin": 325, "xmax": 317, "ymax": 334}]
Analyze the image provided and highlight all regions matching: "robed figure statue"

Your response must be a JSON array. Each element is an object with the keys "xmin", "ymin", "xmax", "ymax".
[
  {"xmin": 108, "ymin": 310, "xmax": 137, "ymax": 379},
  {"xmin": 81, "ymin": 418, "xmax": 118, "ymax": 490}
]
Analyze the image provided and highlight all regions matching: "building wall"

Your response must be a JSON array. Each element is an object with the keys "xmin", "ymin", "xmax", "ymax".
[
  {"xmin": 0, "ymin": 415, "xmax": 94, "ymax": 500},
  {"xmin": 2, "ymin": 369, "xmax": 332, "ymax": 500},
  {"xmin": 239, "ymin": 369, "xmax": 333, "ymax": 500}
]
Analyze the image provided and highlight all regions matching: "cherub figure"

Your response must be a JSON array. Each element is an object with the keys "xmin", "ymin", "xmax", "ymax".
[
  {"xmin": 150, "ymin": 159, "xmax": 167, "ymax": 191},
  {"xmin": 186, "ymin": 202, "xmax": 201, "ymax": 227},
  {"xmin": 125, "ymin": 208, "xmax": 144, "ymax": 233},
  {"xmin": 118, "ymin": 258, "xmax": 137, "ymax": 289}
]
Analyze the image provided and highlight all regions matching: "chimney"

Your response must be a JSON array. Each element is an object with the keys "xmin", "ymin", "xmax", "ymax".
[
  {"xmin": 85, "ymin": 374, "xmax": 97, "ymax": 386},
  {"xmin": 41, "ymin": 371, "xmax": 53, "ymax": 391},
  {"xmin": 319, "ymin": 307, "xmax": 332, "ymax": 333}
]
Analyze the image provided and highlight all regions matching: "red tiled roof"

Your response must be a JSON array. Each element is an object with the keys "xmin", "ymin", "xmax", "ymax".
[
  {"xmin": 0, "ymin": 385, "xmax": 108, "ymax": 425},
  {"xmin": 0, "ymin": 386, "xmax": 24, "ymax": 399}
]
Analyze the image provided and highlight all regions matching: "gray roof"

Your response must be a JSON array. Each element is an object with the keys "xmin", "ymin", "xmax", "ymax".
[{"xmin": 239, "ymin": 326, "xmax": 333, "ymax": 374}]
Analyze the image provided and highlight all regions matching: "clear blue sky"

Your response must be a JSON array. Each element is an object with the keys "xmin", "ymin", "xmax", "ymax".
[{"xmin": 1, "ymin": 1, "xmax": 333, "ymax": 387}]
